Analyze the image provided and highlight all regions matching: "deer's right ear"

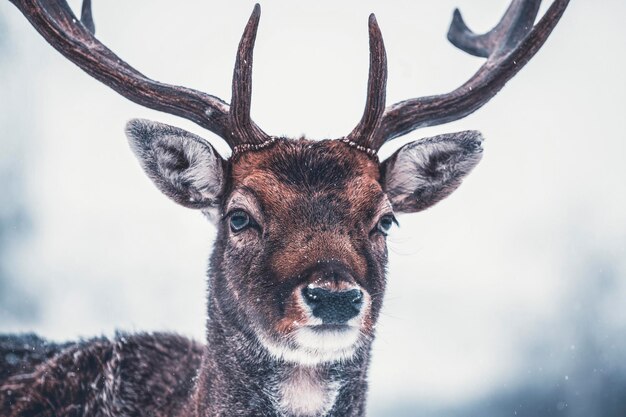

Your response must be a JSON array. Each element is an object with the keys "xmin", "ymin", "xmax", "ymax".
[{"xmin": 125, "ymin": 119, "xmax": 226, "ymax": 210}]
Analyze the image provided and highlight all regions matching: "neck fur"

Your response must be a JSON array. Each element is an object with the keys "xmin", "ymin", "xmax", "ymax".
[{"xmin": 277, "ymin": 365, "xmax": 341, "ymax": 416}]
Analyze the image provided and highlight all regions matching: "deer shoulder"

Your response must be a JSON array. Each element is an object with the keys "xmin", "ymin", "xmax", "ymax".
[{"xmin": 1, "ymin": 333, "xmax": 202, "ymax": 417}]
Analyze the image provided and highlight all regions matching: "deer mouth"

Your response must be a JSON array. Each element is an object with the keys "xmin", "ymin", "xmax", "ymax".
[
  {"xmin": 258, "ymin": 324, "xmax": 364, "ymax": 366},
  {"xmin": 295, "ymin": 324, "xmax": 361, "ymax": 349},
  {"xmin": 308, "ymin": 324, "xmax": 353, "ymax": 332},
  {"xmin": 258, "ymin": 310, "xmax": 367, "ymax": 365}
]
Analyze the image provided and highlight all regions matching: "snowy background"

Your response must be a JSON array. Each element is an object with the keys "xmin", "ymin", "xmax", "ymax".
[{"xmin": 1, "ymin": 0, "xmax": 625, "ymax": 416}]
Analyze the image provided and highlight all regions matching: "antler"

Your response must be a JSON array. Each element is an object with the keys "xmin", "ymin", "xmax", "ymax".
[
  {"xmin": 346, "ymin": 14, "xmax": 387, "ymax": 151},
  {"xmin": 229, "ymin": 5, "xmax": 271, "ymax": 147},
  {"xmin": 12, "ymin": 0, "xmax": 569, "ymax": 155},
  {"xmin": 9, "ymin": 0, "xmax": 267, "ymax": 149},
  {"xmin": 350, "ymin": 0, "xmax": 570, "ymax": 151}
]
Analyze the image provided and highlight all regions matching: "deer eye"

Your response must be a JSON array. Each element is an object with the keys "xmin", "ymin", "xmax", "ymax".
[
  {"xmin": 376, "ymin": 215, "xmax": 396, "ymax": 236},
  {"xmin": 229, "ymin": 210, "xmax": 251, "ymax": 232}
]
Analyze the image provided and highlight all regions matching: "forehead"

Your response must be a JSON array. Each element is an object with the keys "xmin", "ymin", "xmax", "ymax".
[{"xmin": 229, "ymin": 139, "xmax": 384, "ymax": 217}]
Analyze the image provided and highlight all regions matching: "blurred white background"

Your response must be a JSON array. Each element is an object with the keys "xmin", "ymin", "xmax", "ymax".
[{"xmin": 1, "ymin": 0, "xmax": 625, "ymax": 416}]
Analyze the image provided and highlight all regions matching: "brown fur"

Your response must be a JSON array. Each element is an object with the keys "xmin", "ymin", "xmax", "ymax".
[{"xmin": 232, "ymin": 140, "xmax": 384, "ymax": 282}]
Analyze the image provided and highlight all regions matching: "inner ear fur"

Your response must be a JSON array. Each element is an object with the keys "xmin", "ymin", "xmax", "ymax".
[
  {"xmin": 126, "ymin": 119, "xmax": 226, "ymax": 209},
  {"xmin": 380, "ymin": 130, "xmax": 484, "ymax": 213}
]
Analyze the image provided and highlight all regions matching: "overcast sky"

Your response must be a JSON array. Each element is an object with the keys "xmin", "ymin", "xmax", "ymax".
[{"xmin": 1, "ymin": 1, "xmax": 625, "ymax": 415}]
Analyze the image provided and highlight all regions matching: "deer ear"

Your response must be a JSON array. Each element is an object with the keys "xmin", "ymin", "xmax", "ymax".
[
  {"xmin": 125, "ymin": 119, "xmax": 226, "ymax": 210},
  {"xmin": 381, "ymin": 130, "xmax": 483, "ymax": 213}
]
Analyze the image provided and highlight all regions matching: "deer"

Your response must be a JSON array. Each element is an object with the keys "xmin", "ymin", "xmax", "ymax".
[{"xmin": 0, "ymin": 0, "xmax": 569, "ymax": 416}]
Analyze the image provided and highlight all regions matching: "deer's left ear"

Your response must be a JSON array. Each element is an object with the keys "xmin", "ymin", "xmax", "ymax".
[
  {"xmin": 125, "ymin": 119, "xmax": 226, "ymax": 210},
  {"xmin": 380, "ymin": 130, "xmax": 483, "ymax": 213}
]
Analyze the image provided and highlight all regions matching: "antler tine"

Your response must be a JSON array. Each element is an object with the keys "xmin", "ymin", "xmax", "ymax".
[
  {"xmin": 9, "ymin": 0, "xmax": 256, "ymax": 148},
  {"xmin": 372, "ymin": 0, "xmax": 570, "ymax": 149},
  {"xmin": 229, "ymin": 4, "xmax": 270, "ymax": 146},
  {"xmin": 80, "ymin": 0, "xmax": 95, "ymax": 34},
  {"xmin": 347, "ymin": 14, "xmax": 388, "ymax": 149},
  {"xmin": 448, "ymin": 0, "xmax": 541, "ymax": 58}
]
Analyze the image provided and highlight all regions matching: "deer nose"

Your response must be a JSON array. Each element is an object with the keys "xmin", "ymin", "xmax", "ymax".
[{"xmin": 302, "ymin": 287, "xmax": 363, "ymax": 324}]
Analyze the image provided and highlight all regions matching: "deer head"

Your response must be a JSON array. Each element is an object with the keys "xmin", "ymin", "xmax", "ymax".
[{"xmin": 10, "ymin": 0, "xmax": 569, "ymax": 371}]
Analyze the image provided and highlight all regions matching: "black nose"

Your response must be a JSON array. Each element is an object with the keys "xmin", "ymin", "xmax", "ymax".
[{"xmin": 302, "ymin": 287, "xmax": 363, "ymax": 324}]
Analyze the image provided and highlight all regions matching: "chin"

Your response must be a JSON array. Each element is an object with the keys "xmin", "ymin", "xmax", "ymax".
[{"xmin": 259, "ymin": 325, "xmax": 365, "ymax": 366}]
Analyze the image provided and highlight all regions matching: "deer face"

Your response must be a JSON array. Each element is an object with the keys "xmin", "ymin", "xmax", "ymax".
[
  {"xmin": 126, "ymin": 119, "xmax": 483, "ymax": 364},
  {"xmin": 222, "ymin": 140, "xmax": 388, "ymax": 364}
]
